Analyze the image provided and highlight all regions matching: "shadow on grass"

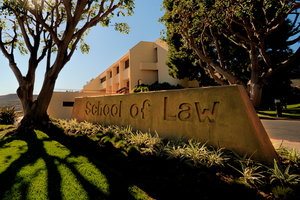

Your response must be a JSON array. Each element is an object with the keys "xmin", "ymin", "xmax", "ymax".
[
  {"xmin": 0, "ymin": 128, "xmax": 131, "ymax": 200},
  {"xmin": 0, "ymin": 125, "xmax": 263, "ymax": 200}
]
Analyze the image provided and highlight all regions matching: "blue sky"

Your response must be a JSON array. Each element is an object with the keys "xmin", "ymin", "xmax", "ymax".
[{"xmin": 0, "ymin": 0, "xmax": 165, "ymax": 95}]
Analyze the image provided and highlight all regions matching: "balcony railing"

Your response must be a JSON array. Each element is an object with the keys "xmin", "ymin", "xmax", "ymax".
[{"xmin": 116, "ymin": 87, "xmax": 129, "ymax": 94}]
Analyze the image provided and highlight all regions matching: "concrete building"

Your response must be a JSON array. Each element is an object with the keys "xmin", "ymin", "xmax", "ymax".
[
  {"xmin": 81, "ymin": 39, "xmax": 197, "ymax": 95},
  {"xmin": 47, "ymin": 91, "xmax": 102, "ymax": 120},
  {"xmin": 47, "ymin": 39, "xmax": 198, "ymax": 119}
]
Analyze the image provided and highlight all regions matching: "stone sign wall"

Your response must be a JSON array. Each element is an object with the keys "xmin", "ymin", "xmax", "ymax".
[{"xmin": 72, "ymin": 85, "xmax": 277, "ymax": 162}]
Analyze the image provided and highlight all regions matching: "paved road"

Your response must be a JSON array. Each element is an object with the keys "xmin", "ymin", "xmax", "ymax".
[{"xmin": 261, "ymin": 119, "xmax": 300, "ymax": 150}]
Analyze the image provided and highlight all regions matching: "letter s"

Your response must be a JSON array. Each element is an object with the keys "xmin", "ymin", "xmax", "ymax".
[{"xmin": 85, "ymin": 101, "xmax": 92, "ymax": 115}]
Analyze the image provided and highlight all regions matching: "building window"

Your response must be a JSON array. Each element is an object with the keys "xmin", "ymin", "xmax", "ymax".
[
  {"xmin": 100, "ymin": 76, "xmax": 106, "ymax": 83},
  {"xmin": 126, "ymin": 81, "xmax": 130, "ymax": 88},
  {"xmin": 125, "ymin": 59, "xmax": 129, "ymax": 69},
  {"xmin": 154, "ymin": 47, "xmax": 158, "ymax": 62},
  {"xmin": 63, "ymin": 101, "xmax": 74, "ymax": 107},
  {"xmin": 116, "ymin": 66, "xmax": 119, "ymax": 74},
  {"xmin": 110, "ymin": 71, "xmax": 112, "ymax": 78}
]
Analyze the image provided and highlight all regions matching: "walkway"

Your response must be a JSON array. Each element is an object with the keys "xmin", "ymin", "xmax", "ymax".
[{"xmin": 261, "ymin": 119, "xmax": 300, "ymax": 151}]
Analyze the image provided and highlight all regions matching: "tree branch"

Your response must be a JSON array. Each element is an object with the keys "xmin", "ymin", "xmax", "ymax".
[
  {"xmin": 224, "ymin": 19, "xmax": 257, "ymax": 48},
  {"xmin": 27, "ymin": 7, "xmax": 60, "ymax": 45},
  {"xmin": 37, "ymin": 44, "xmax": 49, "ymax": 64},
  {"xmin": 72, "ymin": 0, "xmax": 122, "ymax": 41},
  {"xmin": 291, "ymin": 12, "xmax": 299, "ymax": 28},
  {"xmin": 207, "ymin": 65, "xmax": 228, "ymax": 85},
  {"xmin": 266, "ymin": 2, "xmax": 300, "ymax": 36},
  {"xmin": 185, "ymin": 33, "xmax": 244, "ymax": 85},
  {"xmin": 10, "ymin": 23, "xmax": 18, "ymax": 56},
  {"xmin": 62, "ymin": 0, "xmax": 73, "ymax": 23},
  {"xmin": 210, "ymin": 26, "xmax": 226, "ymax": 69},
  {"xmin": 0, "ymin": 28, "xmax": 24, "ymax": 85},
  {"xmin": 46, "ymin": 37, "xmax": 53, "ymax": 73},
  {"xmin": 287, "ymin": 34, "xmax": 300, "ymax": 45},
  {"xmin": 262, "ymin": 46, "xmax": 300, "ymax": 84},
  {"xmin": 74, "ymin": 0, "xmax": 89, "ymax": 23},
  {"xmin": 222, "ymin": 32, "xmax": 248, "ymax": 49},
  {"xmin": 16, "ymin": 15, "xmax": 33, "ymax": 52}
]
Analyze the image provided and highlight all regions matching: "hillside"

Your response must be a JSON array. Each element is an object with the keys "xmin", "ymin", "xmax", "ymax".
[
  {"xmin": 0, "ymin": 94, "xmax": 37, "ymax": 113},
  {"xmin": 0, "ymin": 94, "xmax": 22, "ymax": 112}
]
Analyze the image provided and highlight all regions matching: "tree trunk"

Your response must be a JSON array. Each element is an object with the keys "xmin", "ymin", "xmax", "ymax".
[
  {"xmin": 248, "ymin": 45, "xmax": 262, "ymax": 108},
  {"xmin": 17, "ymin": 74, "xmax": 56, "ymax": 133},
  {"xmin": 248, "ymin": 81, "xmax": 263, "ymax": 108}
]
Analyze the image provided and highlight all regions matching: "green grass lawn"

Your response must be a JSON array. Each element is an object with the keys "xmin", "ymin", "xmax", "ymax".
[
  {"xmin": 0, "ymin": 130, "xmax": 151, "ymax": 200},
  {"xmin": 0, "ymin": 125, "xmax": 15, "ymax": 138},
  {"xmin": 0, "ymin": 121, "xmax": 299, "ymax": 200},
  {"xmin": 257, "ymin": 103, "xmax": 300, "ymax": 120}
]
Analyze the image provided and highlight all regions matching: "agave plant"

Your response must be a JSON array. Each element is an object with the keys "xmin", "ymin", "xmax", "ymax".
[
  {"xmin": 205, "ymin": 148, "xmax": 229, "ymax": 167},
  {"xmin": 277, "ymin": 148, "xmax": 300, "ymax": 167},
  {"xmin": 229, "ymin": 162, "xmax": 265, "ymax": 187},
  {"xmin": 183, "ymin": 140, "xmax": 209, "ymax": 166},
  {"xmin": 228, "ymin": 154, "xmax": 266, "ymax": 187},
  {"xmin": 164, "ymin": 143, "xmax": 187, "ymax": 160},
  {"xmin": 268, "ymin": 159, "xmax": 300, "ymax": 186},
  {"xmin": 116, "ymin": 125, "xmax": 133, "ymax": 136},
  {"xmin": 55, "ymin": 119, "xmax": 103, "ymax": 136},
  {"xmin": 124, "ymin": 131, "xmax": 162, "ymax": 155}
]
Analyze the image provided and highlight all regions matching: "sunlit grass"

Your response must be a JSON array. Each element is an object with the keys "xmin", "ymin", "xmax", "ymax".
[
  {"xmin": 285, "ymin": 104, "xmax": 298, "ymax": 109},
  {"xmin": 67, "ymin": 156, "xmax": 110, "ymax": 196},
  {"xmin": 39, "ymin": 130, "xmax": 110, "ymax": 199},
  {"xmin": 3, "ymin": 158, "xmax": 48, "ymax": 200},
  {"xmin": 0, "ymin": 125, "xmax": 16, "ymax": 138},
  {"xmin": 0, "ymin": 130, "xmax": 152, "ymax": 199},
  {"xmin": 257, "ymin": 103, "xmax": 300, "ymax": 119},
  {"xmin": 0, "ymin": 125, "xmax": 13, "ymax": 128},
  {"xmin": 58, "ymin": 161, "xmax": 89, "ymax": 200},
  {"xmin": 0, "ymin": 140, "xmax": 28, "ymax": 174},
  {"xmin": 128, "ymin": 185, "xmax": 154, "ymax": 200}
]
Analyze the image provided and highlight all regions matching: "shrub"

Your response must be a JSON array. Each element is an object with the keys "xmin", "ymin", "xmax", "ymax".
[
  {"xmin": 148, "ymin": 82, "xmax": 183, "ymax": 91},
  {"xmin": 132, "ymin": 82, "xmax": 183, "ymax": 93},
  {"xmin": 132, "ymin": 84, "xmax": 150, "ymax": 93},
  {"xmin": 55, "ymin": 119, "xmax": 102, "ymax": 136},
  {"xmin": 0, "ymin": 106, "xmax": 16, "ymax": 125}
]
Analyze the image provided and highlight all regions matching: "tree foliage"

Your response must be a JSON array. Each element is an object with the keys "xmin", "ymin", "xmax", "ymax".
[
  {"xmin": 0, "ymin": 0, "xmax": 134, "ymax": 129},
  {"xmin": 161, "ymin": 0, "xmax": 300, "ymax": 107}
]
